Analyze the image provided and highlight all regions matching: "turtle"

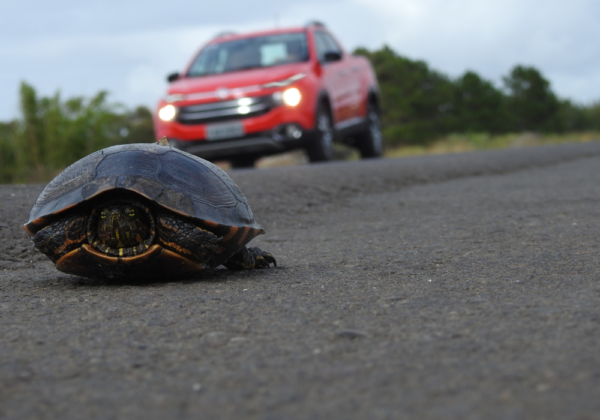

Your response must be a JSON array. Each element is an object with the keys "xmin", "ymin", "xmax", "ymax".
[{"xmin": 24, "ymin": 141, "xmax": 276, "ymax": 280}]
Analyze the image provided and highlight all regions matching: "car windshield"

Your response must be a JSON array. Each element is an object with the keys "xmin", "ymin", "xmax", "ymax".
[{"xmin": 187, "ymin": 32, "xmax": 309, "ymax": 77}]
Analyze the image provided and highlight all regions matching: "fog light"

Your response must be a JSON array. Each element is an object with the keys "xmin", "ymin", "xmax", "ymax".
[
  {"xmin": 158, "ymin": 104, "xmax": 177, "ymax": 121},
  {"xmin": 286, "ymin": 124, "xmax": 302, "ymax": 139}
]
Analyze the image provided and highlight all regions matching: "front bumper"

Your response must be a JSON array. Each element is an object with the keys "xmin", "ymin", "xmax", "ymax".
[{"xmin": 168, "ymin": 128, "xmax": 316, "ymax": 161}]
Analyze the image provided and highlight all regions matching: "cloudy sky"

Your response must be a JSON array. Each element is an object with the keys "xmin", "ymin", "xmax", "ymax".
[{"xmin": 1, "ymin": 0, "xmax": 599, "ymax": 120}]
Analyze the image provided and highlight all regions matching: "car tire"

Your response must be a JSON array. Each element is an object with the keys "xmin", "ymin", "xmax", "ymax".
[
  {"xmin": 355, "ymin": 102, "xmax": 383, "ymax": 159},
  {"xmin": 306, "ymin": 103, "xmax": 334, "ymax": 163},
  {"xmin": 229, "ymin": 156, "xmax": 256, "ymax": 169}
]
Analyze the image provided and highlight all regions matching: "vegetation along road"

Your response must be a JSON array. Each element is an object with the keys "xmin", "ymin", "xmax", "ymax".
[{"xmin": 1, "ymin": 142, "xmax": 600, "ymax": 419}]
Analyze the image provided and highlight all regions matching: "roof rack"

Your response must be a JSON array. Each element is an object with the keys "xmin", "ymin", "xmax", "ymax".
[{"xmin": 305, "ymin": 20, "xmax": 326, "ymax": 28}]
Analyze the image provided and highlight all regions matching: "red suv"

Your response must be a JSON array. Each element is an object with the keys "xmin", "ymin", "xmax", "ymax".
[{"xmin": 153, "ymin": 22, "xmax": 382, "ymax": 167}]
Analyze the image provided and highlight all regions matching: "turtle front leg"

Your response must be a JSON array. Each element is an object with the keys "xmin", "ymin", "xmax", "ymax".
[
  {"xmin": 156, "ymin": 211, "xmax": 220, "ymax": 266},
  {"xmin": 223, "ymin": 246, "xmax": 276, "ymax": 270},
  {"xmin": 32, "ymin": 213, "xmax": 88, "ymax": 263}
]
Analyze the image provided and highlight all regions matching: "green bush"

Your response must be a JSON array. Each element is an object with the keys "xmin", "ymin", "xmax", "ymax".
[
  {"xmin": 355, "ymin": 46, "xmax": 455, "ymax": 146},
  {"xmin": 0, "ymin": 82, "xmax": 155, "ymax": 184},
  {"xmin": 0, "ymin": 121, "xmax": 18, "ymax": 183},
  {"xmin": 355, "ymin": 45, "xmax": 600, "ymax": 147},
  {"xmin": 2, "ymin": 53, "xmax": 600, "ymax": 184}
]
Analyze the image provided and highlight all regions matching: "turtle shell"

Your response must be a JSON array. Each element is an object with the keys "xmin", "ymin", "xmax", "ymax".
[{"xmin": 25, "ymin": 143, "xmax": 264, "ymax": 256}]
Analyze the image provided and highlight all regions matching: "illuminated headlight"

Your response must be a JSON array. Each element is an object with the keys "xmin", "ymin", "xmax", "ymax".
[
  {"xmin": 158, "ymin": 104, "xmax": 177, "ymax": 121},
  {"xmin": 281, "ymin": 88, "xmax": 301, "ymax": 107}
]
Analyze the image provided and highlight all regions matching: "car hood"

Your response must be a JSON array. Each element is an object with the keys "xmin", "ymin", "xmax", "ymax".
[{"xmin": 166, "ymin": 63, "xmax": 310, "ymax": 96}]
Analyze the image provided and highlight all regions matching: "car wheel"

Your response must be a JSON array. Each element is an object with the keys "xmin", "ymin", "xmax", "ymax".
[
  {"xmin": 355, "ymin": 102, "xmax": 383, "ymax": 159},
  {"xmin": 306, "ymin": 104, "xmax": 334, "ymax": 163},
  {"xmin": 229, "ymin": 156, "xmax": 256, "ymax": 169}
]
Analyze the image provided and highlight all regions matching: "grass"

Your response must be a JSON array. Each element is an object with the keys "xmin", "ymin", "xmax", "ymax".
[
  {"xmin": 255, "ymin": 132, "xmax": 600, "ymax": 169},
  {"xmin": 384, "ymin": 132, "xmax": 600, "ymax": 158},
  {"xmin": 7, "ymin": 132, "xmax": 600, "ymax": 178}
]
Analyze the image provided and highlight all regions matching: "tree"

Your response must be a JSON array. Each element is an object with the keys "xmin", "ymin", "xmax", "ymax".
[
  {"xmin": 18, "ymin": 82, "xmax": 45, "ymax": 175},
  {"xmin": 355, "ymin": 46, "xmax": 455, "ymax": 145},
  {"xmin": 555, "ymin": 100, "xmax": 590, "ymax": 132},
  {"xmin": 123, "ymin": 106, "xmax": 155, "ymax": 144},
  {"xmin": 583, "ymin": 101, "xmax": 600, "ymax": 131},
  {"xmin": 0, "ymin": 82, "xmax": 155, "ymax": 183},
  {"xmin": 0, "ymin": 121, "xmax": 18, "ymax": 183},
  {"xmin": 503, "ymin": 65, "xmax": 560, "ymax": 132},
  {"xmin": 452, "ymin": 71, "xmax": 510, "ymax": 133}
]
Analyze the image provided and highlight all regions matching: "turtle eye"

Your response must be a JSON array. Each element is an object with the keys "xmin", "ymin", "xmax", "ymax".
[
  {"xmin": 127, "ymin": 209, "xmax": 136, "ymax": 218},
  {"xmin": 100, "ymin": 211, "xmax": 107, "ymax": 219}
]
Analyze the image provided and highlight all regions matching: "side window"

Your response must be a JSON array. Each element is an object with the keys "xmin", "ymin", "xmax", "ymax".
[
  {"xmin": 322, "ymin": 33, "xmax": 342, "ymax": 56},
  {"xmin": 315, "ymin": 31, "xmax": 343, "ymax": 62},
  {"xmin": 314, "ymin": 32, "xmax": 330, "ymax": 62}
]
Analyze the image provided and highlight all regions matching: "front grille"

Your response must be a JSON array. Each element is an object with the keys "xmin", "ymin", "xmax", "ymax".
[{"xmin": 177, "ymin": 95, "xmax": 275, "ymax": 125}]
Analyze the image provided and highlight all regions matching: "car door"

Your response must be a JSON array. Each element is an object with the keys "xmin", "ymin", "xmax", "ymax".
[
  {"xmin": 314, "ymin": 31, "xmax": 358, "ymax": 125},
  {"xmin": 323, "ymin": 32, "xmax": 363, "ymax": 123}
]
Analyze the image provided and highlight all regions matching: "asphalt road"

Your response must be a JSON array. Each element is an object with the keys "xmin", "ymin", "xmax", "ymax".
[{"xmin": 1, "ymin": 142, "xmax": 600, "ymax": 419}]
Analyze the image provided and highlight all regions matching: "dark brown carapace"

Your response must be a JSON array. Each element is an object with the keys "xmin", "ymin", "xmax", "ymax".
[
  {"xmin": 24, "ymin": 143, "xmax": 276, "ymax": 280},
  {"xmin": 29, "ymin": 194, "xmax": 275, "ymax": 279}
]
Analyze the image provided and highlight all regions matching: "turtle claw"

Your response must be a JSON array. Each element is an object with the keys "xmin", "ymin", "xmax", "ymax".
[
  {"xmin": 224, "ymin": 246, "xmax": 276, "ymax": 270},
  {"xmin": 249, "ymin": 247, "xmax": 277, "ymax": 268}
]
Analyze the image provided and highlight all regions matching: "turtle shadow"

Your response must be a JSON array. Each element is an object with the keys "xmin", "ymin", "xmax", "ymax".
[{"xmin": 48, "ymin": 266, "xmax": 279, "ymax": 288}]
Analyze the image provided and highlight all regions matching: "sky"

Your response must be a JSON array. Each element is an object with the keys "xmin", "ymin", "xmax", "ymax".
[{"xmin": 1, "ymin": 0, "xmax": 599, "ymax": 121}]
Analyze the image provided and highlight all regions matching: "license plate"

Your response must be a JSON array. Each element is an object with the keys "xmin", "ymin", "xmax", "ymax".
[{"xmin": 205, "ymin": 122, "xmax": 245, "ymax": 140}]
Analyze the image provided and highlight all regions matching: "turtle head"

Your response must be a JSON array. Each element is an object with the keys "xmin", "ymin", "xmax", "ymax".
[{"xmin": 95, "ymin": 203, "xmax": 151, "ymax": 248}]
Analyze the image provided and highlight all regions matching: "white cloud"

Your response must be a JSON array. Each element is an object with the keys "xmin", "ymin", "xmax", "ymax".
[
  {"xmin": 1, "ymin": 0, "xmax": 600, "ymax": 120},
  {"xmin": 347, "ymin": 0, "xmax": 600, "ymax": 102},
  {"xmin": 126, "ymin": 65, "xmax": 164, "ymax": 97},
  {"xmin": 0, "ymin": 21, "xmax": 277, "ymax": 118}
]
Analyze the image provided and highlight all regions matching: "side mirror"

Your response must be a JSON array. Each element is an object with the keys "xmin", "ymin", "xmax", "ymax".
[
  {"xmin": 323, "ymin": 51, "xmax": 342, "ymax": 63},
  {"xmin": 167, "ymin": 72, "xmax": 180, "ymax": 83}
]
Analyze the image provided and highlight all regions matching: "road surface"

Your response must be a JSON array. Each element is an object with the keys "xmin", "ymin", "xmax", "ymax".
[{"xmin": 1, "ymin": 142, "xmax": 600, "ymax": 419}]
